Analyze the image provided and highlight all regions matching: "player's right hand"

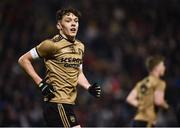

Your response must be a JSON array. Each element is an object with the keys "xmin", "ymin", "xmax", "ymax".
[
  {"xmin": 164, "ymin": 101, "xmax": 169, "ymax": 109},
  {"xmin": 38, "ymin": 81, "xmax": 55, "ymax": 99}
]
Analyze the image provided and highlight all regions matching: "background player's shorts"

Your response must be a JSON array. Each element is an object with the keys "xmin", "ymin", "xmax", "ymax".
[
  {"xmin": 131, "ymin": 120, "xmax": 155, "ymax": 127},
  {"xmin": 42, "ymin": 102, "xmax": 79, "ymax": 127}
]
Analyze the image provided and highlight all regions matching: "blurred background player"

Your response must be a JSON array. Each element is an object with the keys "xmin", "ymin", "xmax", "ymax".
[
  {"xmin": 126, "ymin": 55, "xmax": 169, "ymax": 127},
  {"xmin": 18, "ymin": 8, "xmax": 101, "ymax": 127}
]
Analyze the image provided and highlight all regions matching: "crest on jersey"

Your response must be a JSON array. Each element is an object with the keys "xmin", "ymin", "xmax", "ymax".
[
  {"xmin": 52, "ymin": 35, "xmax": 63, "ymax": 42},
  {"xmin": 78, "ymin": 48, "xmax": 83, "ymax": 55},
  {"xmin": 70, "ymin": 116, "xmax": 76, "ymax": 122},
  {"xmin": 140, "ymin": 84, "xmax": 148, "ymax": 94}
]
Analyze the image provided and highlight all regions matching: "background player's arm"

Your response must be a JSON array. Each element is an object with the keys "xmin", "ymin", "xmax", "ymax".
[
  {"xmin": 126, "ymin": 89, "xmax": 138, "ymax": 107},
  {"xmin": 18, "ymin": 51, "xmax": 42, "ymax": 85},
  {"xmin": 154, "ymin": 90, "xmax": 169, "ymax": 109}
]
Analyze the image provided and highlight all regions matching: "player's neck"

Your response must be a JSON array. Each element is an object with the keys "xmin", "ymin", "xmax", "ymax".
[
  {"xmin": 150, "ymin": 71, "xmax": 160, "ymax": 78},
  {"xmin": 60, "ymin": 32, "xmax": 75, "ymax": 43}
]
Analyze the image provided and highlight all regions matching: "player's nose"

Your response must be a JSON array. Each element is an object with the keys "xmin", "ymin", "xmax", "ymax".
[{"xmin": 71, "ymin": 22, "xmax": 76, "ymax": 27}]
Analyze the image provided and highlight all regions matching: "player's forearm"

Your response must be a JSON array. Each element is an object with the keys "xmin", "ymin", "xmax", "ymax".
[
  {"xmin": 162, "ymin": 101, "xmax": 169, "ymax": 109},
  {"xmin": 155, "ymin": 100, "xmax": 169, "ymax": 109},
  {"xmin": 18, "ymin": 56, "xmax": 42, "ymax": 85},
  {"xmin": 77, "ymin": 71, "xmax": 91, "ymax": 90}
]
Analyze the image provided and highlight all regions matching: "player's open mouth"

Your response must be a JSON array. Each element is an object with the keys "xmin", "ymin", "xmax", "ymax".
[{"xmin": 70, "ymin": 28, "xmax": 76, "ymax": 32}]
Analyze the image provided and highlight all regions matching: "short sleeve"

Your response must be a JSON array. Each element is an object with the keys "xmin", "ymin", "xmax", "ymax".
[
  {"xmin": 79, "ymin": 42, "xmax": 85, "ymax": 56},
  {"xmin": 81, "ymin": 43, "xmax": 85, "ymax": 53},
  {"xmin": 36, "ymin": 40, "xmax": 56, "ymax": 58},
  {"xmin": 134, "ymin": 82, "xmax": 140, "ymax": 92},
  {"xmin": 155, "ymin": 81, "xmax": 166, "ymax": 92}
]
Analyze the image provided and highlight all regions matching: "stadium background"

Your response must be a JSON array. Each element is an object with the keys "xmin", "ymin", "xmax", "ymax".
[{"xmin": 0, "ymin": 0, "xmax": 180, "ymax": 126}]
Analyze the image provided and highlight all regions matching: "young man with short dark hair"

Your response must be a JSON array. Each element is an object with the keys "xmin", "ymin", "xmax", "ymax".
[{"xmin": 18, "ymin": 8, "xmax": 101, "ymax": 127}]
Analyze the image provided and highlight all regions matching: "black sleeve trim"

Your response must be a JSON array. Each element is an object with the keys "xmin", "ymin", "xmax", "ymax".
[{"xmin": 35, "ymin": 47, "xmax": 43, "ymax": 58}]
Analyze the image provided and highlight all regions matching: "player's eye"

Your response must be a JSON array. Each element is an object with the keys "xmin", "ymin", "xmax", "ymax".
[
  {"xmin": 64, "ymin": 18, "xmax": 72, "ymax": 22},
  {"xmin": 74, "ymin": 18, "xmax": 78, "ymax": 23},
  {"xmin": 65, "ymin": 20, "xmax": 71, "ymax": 22}
]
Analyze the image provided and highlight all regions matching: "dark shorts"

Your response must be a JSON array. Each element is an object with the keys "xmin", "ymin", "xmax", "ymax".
[
  {"xmin": 42, "ymin": 102, "xmax": 79, "ymax": 127},
  {"xmin": 132, "ymin": 120, "xmax": 155, "ymax": 127}
]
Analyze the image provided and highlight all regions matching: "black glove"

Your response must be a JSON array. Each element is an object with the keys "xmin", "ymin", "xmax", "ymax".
[
  {"xmin": 39, "ymin": 81, "xmax": 55, "ymax": 100},
  {"xmin": 88, "ymin": 83, "xmax": 101, "ymax": 98}
]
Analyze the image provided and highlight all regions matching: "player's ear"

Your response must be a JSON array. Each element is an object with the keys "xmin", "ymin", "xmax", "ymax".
[{"xmin": 56, "ymin": 22, "xmax": 62, "ymax": 30}]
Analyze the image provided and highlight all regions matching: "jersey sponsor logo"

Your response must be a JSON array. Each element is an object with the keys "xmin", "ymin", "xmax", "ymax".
[
  {"xmin": 60, "ymin": 57, "xmax": 82, "ymax": 68},
  {"xmin": 60, "ymin": 57, "xmax": 82, "ymax": 63},
  {"xmin": 64, "ymin": 63, "xmax": 80, "ymax": 68}
]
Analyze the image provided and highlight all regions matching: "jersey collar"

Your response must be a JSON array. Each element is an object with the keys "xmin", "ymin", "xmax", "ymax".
[{"xmin": 59, "ymin": 33, "xmax": 75, "ymax": 43}]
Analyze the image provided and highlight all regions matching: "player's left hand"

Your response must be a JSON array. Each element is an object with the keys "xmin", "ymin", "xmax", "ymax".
[{"xmin": 88, "ymin": 83, "xmax": 101, "ymax": 98}]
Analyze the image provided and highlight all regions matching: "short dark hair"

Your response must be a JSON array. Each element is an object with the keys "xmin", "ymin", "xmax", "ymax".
[
  {"xmin": 56, "ymin": 8, "xmax": 81, "ymax": 22},
  {"xmin": 145, "ymin": 55, "xmax": 165, "ymax": 72}
]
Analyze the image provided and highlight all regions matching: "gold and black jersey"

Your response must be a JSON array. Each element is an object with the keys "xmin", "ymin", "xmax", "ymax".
[
  {"xmin": 134, "ymin": 75, "xmax": 166, "ymax": 125},
  {"xmin": 36, "ymin": 35, "xmax": 84, "ymax": 104}
]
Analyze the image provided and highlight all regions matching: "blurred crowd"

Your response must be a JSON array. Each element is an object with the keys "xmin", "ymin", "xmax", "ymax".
[{"xmin": 0, "ymin": 0, "xmax": 180, "ymax": 126}]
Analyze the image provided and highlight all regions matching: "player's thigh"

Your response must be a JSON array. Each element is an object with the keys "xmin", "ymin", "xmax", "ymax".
[
  {"xmin": 42, "ymin": 102, "xmax": 63, "ymax": 126},
  {"xmin": 58, "ymin": 103, "xmax": 79, "ymax": 127},
  {"xmin": 43, "ymin": 102, "xmax": 79, "ymax": 127}
]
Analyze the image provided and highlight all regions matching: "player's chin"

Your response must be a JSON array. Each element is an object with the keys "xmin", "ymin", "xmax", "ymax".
[
  {"xmin": 69, "ymin": 31, "xmax": 77, "ymax": 35},
  {"xmin": 69, "ymin": 33, "xmax": 77, "ymax": 37}
]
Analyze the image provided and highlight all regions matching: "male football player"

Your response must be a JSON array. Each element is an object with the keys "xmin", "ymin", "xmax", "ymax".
[
  {"xmin": 126, "ymin": 55, "xmax": 169, "ymax": 127},
  {"xmin": 18, "ymin": 8, "xmax": 101, "ymax": 127}
]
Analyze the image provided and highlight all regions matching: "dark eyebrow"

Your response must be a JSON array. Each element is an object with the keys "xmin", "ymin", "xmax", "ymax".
[
  {"xmin": 64, "ymin": 17, "xmax": 71, "ymax": 20},
  {"xmin": 64, "ymin": 17, "xmax": 78, "ymax": 21}
]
